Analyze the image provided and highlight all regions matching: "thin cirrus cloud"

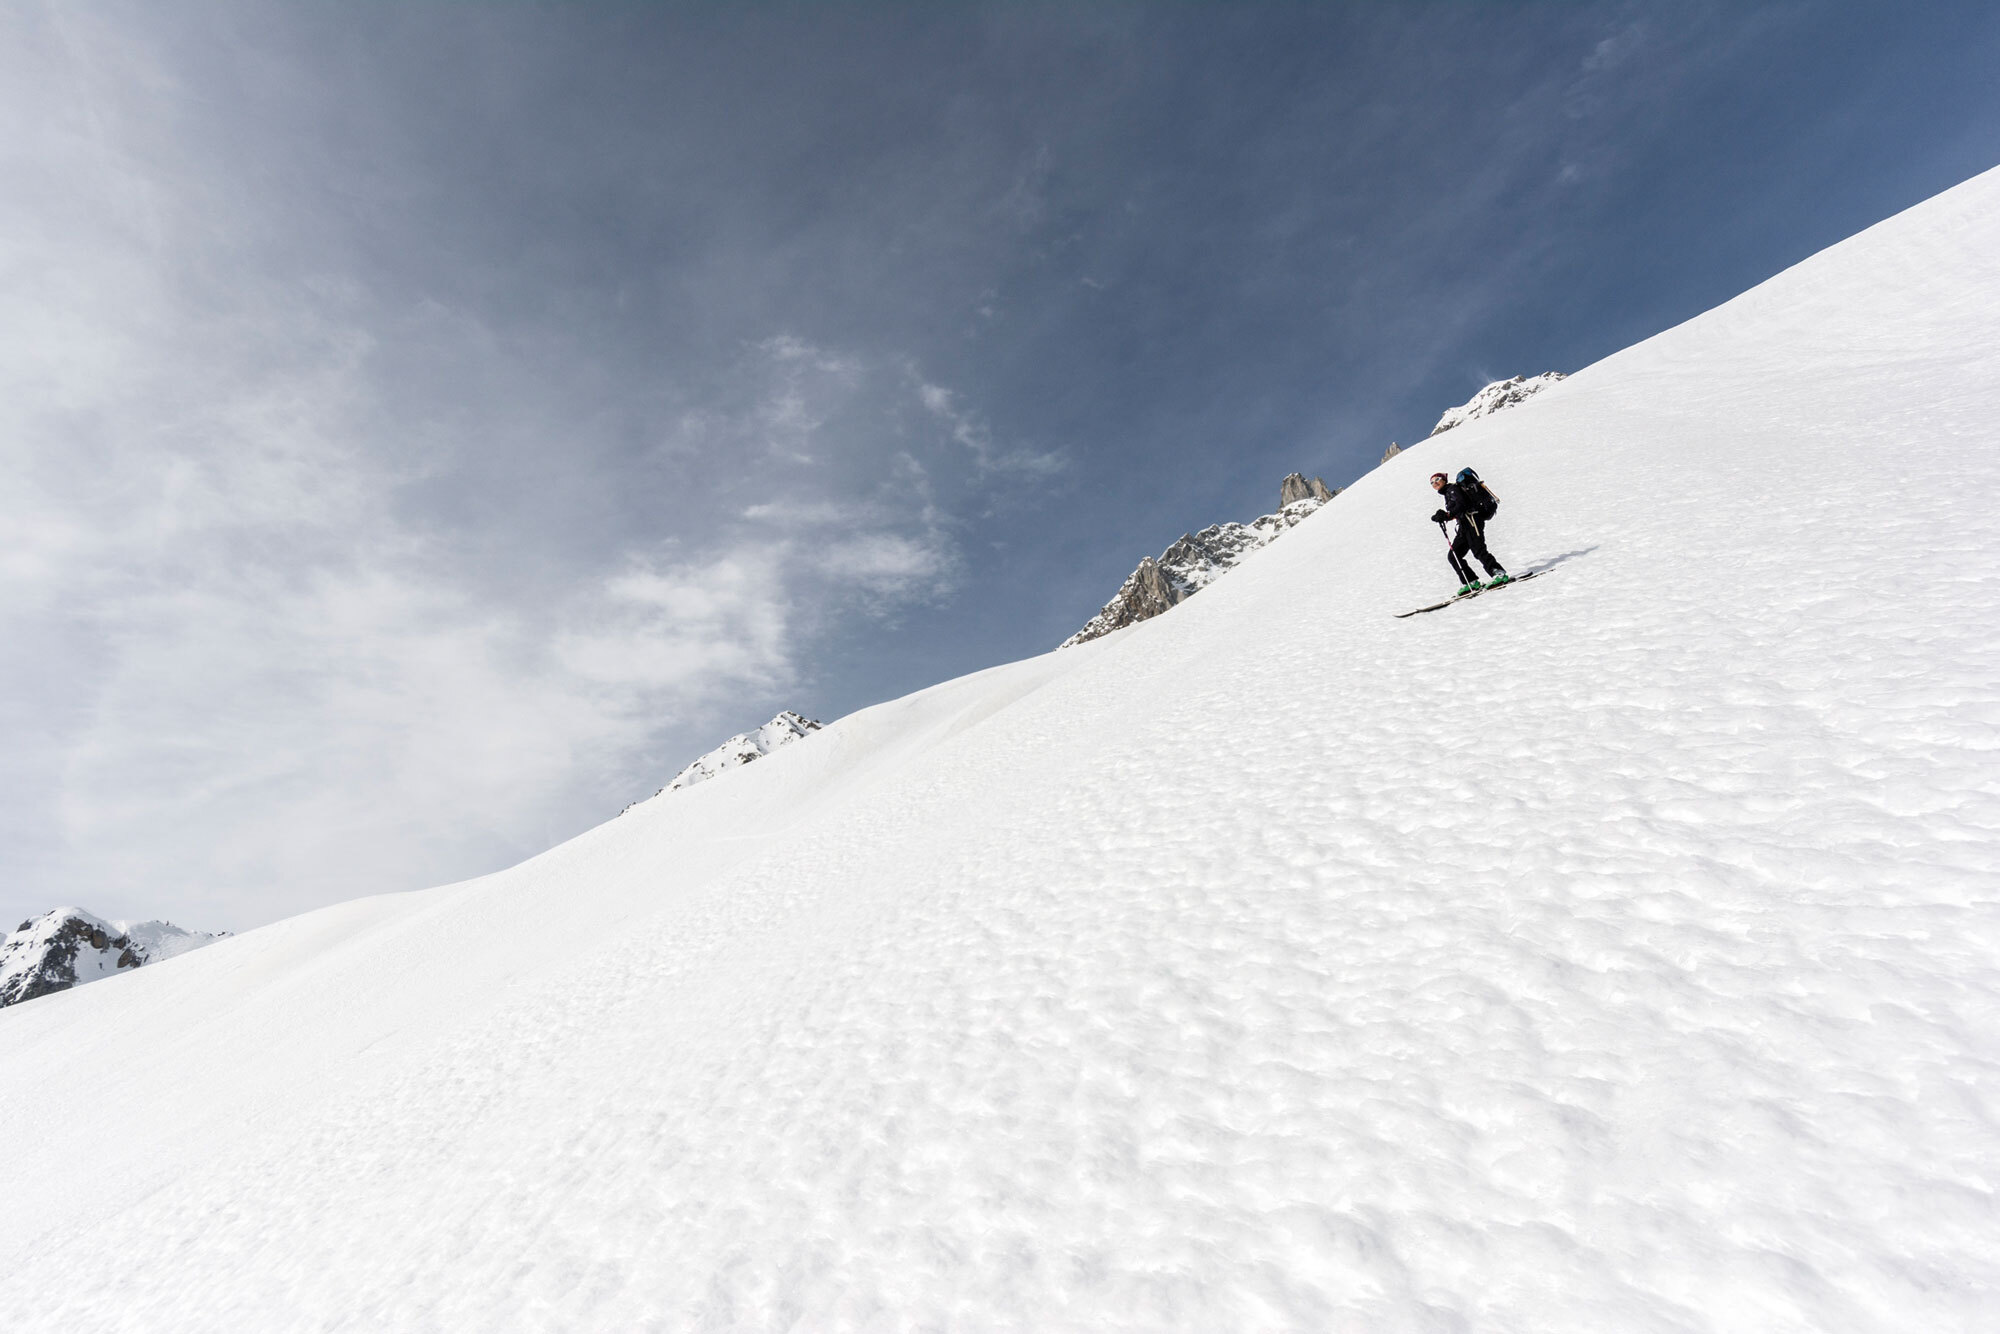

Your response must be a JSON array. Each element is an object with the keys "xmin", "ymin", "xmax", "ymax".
[{"xmin": 915, "ymin": 379, "xmax": 1066, "ymax": 480}]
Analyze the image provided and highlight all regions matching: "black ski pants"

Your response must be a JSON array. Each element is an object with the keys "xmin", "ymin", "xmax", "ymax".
[{"xmin": 1446, "ymin": 514, "xmax": 1506, "ymax": 584}]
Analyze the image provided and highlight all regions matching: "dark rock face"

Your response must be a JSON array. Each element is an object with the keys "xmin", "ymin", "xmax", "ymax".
[
  {"xmin": 0, "ymin": 909, "xmax": 224, "ymax": 1009},
  {"xmin": 0, "ymin": 915, "xmax": 129, "ymax": 1008},
  {"xmin": 1382, "ymin": 442, "xmax": 1403, "ymax": 463},
  {"xmin": 1279, "ymin": 473, "xmax": 1335, "ymax": 506},
  {"xmin": 1062, "ymin": 474, "xmax": 1338, "ymax": 648},
  {"xmin": 1067, "ymin": 555, "xmax": 1181, "ymax": 646}
]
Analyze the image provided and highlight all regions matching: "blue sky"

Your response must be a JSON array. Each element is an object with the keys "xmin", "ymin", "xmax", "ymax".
[{"xmin": 3, "ymin": 0, "xmax": 1996, "ymax": 932}]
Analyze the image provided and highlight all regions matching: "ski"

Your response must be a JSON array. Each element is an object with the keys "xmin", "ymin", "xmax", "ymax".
[{"xmin": 1394, "ymin": 569, "xmax": 1543, "ymax": 618}]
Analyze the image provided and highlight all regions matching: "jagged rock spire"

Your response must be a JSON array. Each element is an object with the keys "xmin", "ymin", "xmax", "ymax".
[{"xmin": 1279, "ymin": 473, "xmax": 1335, "ymax": 506}]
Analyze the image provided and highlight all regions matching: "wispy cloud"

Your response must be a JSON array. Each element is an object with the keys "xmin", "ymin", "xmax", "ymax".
[
  {"xmin": 556, "ymin": 545, "xmax": 792, "ymax": 696},
  {"xmin": 914, "ymin": 376, "xmax": 1066, "ymax": 479},
  {"xmin": 814, "ymin": 531, "xmax": 954, "ymax": 606},
  {"xmin": 1563, "ymin": 21, "xmax": 1645, "ymax": 123}
]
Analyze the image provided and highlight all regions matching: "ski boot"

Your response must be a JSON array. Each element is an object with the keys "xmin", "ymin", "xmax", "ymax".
[
  {"xmin": 1486, "ymin": 572, "xmax": 1513, "ymax": 587},
  {"xmin": 1456, "ymin": 581, "xmax": 1482, "ymax": 596}
]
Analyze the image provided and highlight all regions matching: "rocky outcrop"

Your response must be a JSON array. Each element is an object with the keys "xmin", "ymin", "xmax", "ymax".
[
  {"xmin": 1062, "ymin": 475, "xmax": 1337, "ymax": 648},
  {"xmin": 1429, "ymin": 373, "xmax": 1567, "ymax": 436},
  {"xmin": 1060, "ymin": 374, "xmax": 1568, "ymax": 650},
  {"xmin": 0, "ymin": 909, "xmax": 226, "ymax": 1009},
  {"xmin": 623, "ymin": 711, "xmax": 825, "ymax": 813},
  {"xmin": 1279, "ymin": 473, "xmax": 1336, "ymax": 506}
]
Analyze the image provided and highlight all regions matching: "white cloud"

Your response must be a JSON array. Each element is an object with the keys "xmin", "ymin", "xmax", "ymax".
[
  {"xmin": 741, "ymin": 499, "xmax": 853, "ymax": 525},
  {"xmin": 1564, "ymin": 22, "xmax": 1647, "ymax": 122},
  {"xmin": 0, "ymin": 17, "xmax": 986, "ymax": 932},
  {"xmin": 814, "ymin": 532, "xmax": 954, "ymax": 603},
  {"xmin": 758, "ymin": 334, "xmax": 862, "ymax": 376},
  {"xmin": 0, "ymin": 4, "xmax": 1093, "ymax": 934},
  {"xmin": 0, "ymin": 207, "xmax": 995, "ymax": 927},
  {"xmin": 556, "ymin": 546, "xmax": 792, "ymax": 695},
  {"xmin": 1582, "ymin": 25, "xmax": 1643, "ymax": 73}
]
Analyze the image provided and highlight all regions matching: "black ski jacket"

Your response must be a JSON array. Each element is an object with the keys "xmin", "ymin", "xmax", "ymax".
[{"xmin": 1430, "ymin": 480, "xmax": 1486, "ymax": 524}]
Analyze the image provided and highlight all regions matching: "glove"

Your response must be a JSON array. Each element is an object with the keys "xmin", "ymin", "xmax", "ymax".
[{"xmin": 1431, "ymin": 510, "xmax": 1450, "ymax": 523}]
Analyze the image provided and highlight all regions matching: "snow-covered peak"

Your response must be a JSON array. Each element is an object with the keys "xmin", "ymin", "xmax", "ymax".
[
  {"xmin": 0, "ymin": 907, "xmax": 225, "ymax": 1009},
  {"xmin": 663, "ymin": 711, "xmax": 823, "ymax": 795},
  {"xmin": 1428, "ymin": 371, "xmax": 1566, "ymax": 436},
  {"xmin": 619, "ymin": 711, "xmax": 825, "ymax": 814}
]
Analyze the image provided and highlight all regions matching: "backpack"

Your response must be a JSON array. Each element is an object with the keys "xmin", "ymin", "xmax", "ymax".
[{"xmin": 1457, "ymin": 467, "xmax": 1499, "ymax": 520}]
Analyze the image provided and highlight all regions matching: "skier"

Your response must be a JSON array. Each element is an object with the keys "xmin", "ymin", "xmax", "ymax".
[{"xmin": 1430, "ymin": 470, "xmax": 1511, "ymax": 596}]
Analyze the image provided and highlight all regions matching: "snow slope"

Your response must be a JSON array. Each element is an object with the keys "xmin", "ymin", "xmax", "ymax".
[{"xmin": 2, "ymin": 168, "xmax": 1998, "ymax": 1331}]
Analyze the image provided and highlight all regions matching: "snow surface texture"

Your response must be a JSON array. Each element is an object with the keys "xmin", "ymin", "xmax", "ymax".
[
  {"xmin": 0, "ymin": 908, "xmax": 223, "ymax": 1008},
  {"xmin": 3, "ymin": 169, "xmax": 2000, "ymax": 1331},
  {"xmin": 1430, "ymin": 371, "xmax": 1567, "ymax": 436},
  {"xmin": 1061, "ymin": 474, "xmax": 1336, "ymax": 648}
]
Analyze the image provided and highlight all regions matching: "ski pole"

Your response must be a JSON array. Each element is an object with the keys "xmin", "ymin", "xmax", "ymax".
[{"xmin": 1437, "ymin": 518, "xmax": 1465, "ymax": 585}]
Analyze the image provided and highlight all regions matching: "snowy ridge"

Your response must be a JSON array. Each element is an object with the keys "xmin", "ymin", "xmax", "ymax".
[
  {"xmin": 1, "ymin": 168, "xmax": 1999, "ymax": 1330},
  {"xmin": 649, "ymin": 710, "xmax": 823, "ymax": 801},
  {"xmin": 665, "ymin": 709, "xmax": 822, "ymax": 791},
  {"xmin": 1429, "ymin": 370, "xmax": 1567, "ymax": 435},
  {"xmin": 1060, "ymin": 473, "xmax": 1335, "ymax": 647},
  {"xmin": 0, "ymin": 908, "xmax": 225, "ymax": 1009}
]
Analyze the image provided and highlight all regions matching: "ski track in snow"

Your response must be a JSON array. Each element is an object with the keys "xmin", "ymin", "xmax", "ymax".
[{"xmin": 3, "ymin": 172, "xmax": 2000, "ymax": 1331}]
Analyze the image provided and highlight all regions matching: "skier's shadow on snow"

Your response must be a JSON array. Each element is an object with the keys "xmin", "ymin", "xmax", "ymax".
[{"xmin": 1522, "ymin": 545, "xmax": 1598, "ymax": 576}]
